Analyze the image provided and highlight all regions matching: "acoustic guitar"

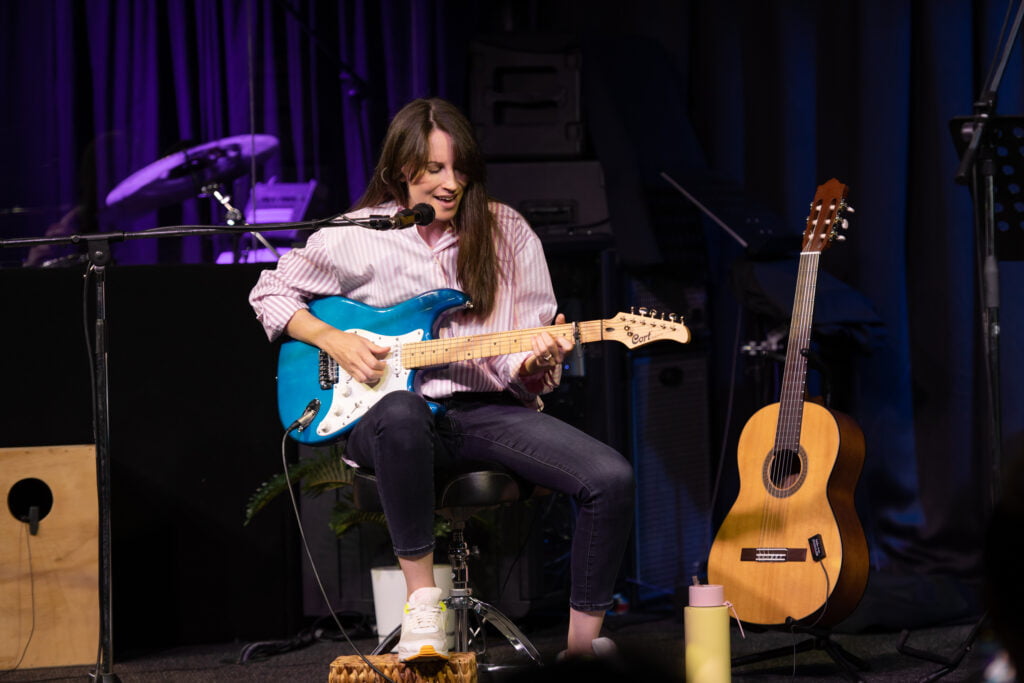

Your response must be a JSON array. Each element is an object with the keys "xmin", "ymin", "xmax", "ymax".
[{"xmin": 707, "ymin": 178, "xmax": 869, "ymax": 627}]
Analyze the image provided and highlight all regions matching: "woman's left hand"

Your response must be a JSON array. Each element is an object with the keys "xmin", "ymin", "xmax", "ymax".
[{"xmin": 521, "ymin": 313, "xmax": 574, "ymax": 376}]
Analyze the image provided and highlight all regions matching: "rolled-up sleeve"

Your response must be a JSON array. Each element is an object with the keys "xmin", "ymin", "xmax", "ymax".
[{"xmin": 248, "ymin": 231, "xmax": 342, "ymax": 340}]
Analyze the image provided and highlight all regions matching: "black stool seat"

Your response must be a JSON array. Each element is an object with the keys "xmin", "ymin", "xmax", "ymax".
[{"xmin": 352, "ymin": 465, "xmax": 535, "ymax": 518}]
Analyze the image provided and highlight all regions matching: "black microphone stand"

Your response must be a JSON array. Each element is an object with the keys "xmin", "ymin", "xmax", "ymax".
[
  {"xmin": 0, "ymin": 215, "xmax": 346, "ymax": 681},
  {"xmin": 897, "ymin": 2, "xmax": 1024, "ymax": 680},
  {"xmin": 951, "ymin": 0, "xmax": 1024, "ymax": 509}
]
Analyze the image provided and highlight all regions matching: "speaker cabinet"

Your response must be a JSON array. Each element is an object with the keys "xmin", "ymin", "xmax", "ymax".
[
  {"xmin": 1, "ymin": 445, "xmax": 99, "ymax": 669},
  {"xmin": 469, "ymin": 39, "xmax": 583, "ymax": 158},
  {"xmin": 629, "ymin": 350, "xmax": 712, "ymax": 602},
  {"xmin": 486, "ymin": 161, "xmax": 613, "ymax": 248}
]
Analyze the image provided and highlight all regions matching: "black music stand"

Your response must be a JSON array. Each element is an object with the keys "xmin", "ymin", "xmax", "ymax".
[
  {"xmin": 946, "ymin": 0, "xmax": 1024, "ymax": 511},
  {"xmin": 898, "ymin": 2, "xmax": 1024, "ymax": 679},
  {"xmin": 951, "ymin": 116, "xmax": 1024, "ymax": 260},
  {"xmin": 948, "ymin": 112, "xmax": 1024, "ymax": 507}
]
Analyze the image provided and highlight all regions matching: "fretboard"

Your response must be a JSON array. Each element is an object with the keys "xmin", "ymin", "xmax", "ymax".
[
  {"xmin": 774, "ymin": 251, "xmax": 820, "ymax": 453},
  {"xmin": 400, "ymin": 320, "xmax": 607, "ymax": 369}
]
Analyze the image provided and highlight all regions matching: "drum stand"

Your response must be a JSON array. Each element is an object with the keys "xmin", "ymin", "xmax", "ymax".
[{"xmin": 201, "ymin": 182, "xmax": 281, "ymax": 262}]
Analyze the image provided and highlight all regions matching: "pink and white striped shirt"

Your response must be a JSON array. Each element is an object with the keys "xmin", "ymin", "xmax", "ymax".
[{"xmin": 249, "ymin": 200, "xmax": 561, "ymax": 403}]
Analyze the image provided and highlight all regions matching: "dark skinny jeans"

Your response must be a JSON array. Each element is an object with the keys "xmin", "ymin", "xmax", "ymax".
[{"xmin": 345, "ymin": 390, "xmax": 635, "ymax": 614}]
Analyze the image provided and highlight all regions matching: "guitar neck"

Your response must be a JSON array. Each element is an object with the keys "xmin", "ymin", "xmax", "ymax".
[
  {"xmin": 401, "ymin": 320, "xmax": 607, "ymax": 369},
  {"xmin": 775, "ymin": 250, "xmax": 820, "ymax": 449}
]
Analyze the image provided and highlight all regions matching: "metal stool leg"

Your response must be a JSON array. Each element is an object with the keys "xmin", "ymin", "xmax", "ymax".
[
  {"xmin": 446, "ymin": 519, "xmax": 542, "ymax": 669},
  {"xmin": 467, "ymin": 597, "xmax": 542, "ymax": 663}
]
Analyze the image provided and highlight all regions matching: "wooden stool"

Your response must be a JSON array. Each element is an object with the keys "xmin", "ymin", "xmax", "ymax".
[{"xmin": 329, "ymin": 652, "xmax": 477, "ymax": 682}]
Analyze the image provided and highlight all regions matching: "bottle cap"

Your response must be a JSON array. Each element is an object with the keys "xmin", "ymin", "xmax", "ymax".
[{"xmin": 688, "ymin": 583, "xmax": 725, "ymax": 607}]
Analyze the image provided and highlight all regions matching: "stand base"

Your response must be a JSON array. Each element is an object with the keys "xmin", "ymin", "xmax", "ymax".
[
  {"xmin": 897, "ymin": 612, "xmax": 987, "ymax": 683},
  {"xmin": 733, "ymin": 622, "xmax": 868, "ymax": 683},
  {"xmin": 372, "ymin": 595, "xmax": 542, "ymax": 672}
]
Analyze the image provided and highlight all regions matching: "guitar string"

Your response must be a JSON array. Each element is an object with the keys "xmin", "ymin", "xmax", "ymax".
[
  {"xmin": 761, "ymin": 250, "xmax": 796, "ymax": 545},
  {"xmin": 783, "ymin": 252, "xmax": 818, "ymax": 542},
  {"xmin": 761, "ymin": 221, "xmax": 821, "ymax": 549},
  {"xmin": 395, "ymin": 322, "xmax": 570, "ymax": 369},
  {"xmin": 400, "ymin": 322, "xmax": 580, "ymax": 367},
  {"xmin": 399, "ymin": 318, "xmax": 685, "ymax": 368},
  {"xmin": 778, "ymin": 252, "xmax": 818, "ymax": 543},
  {"xmin": 761, "ymin": 254, "xmax": 800, "ymax": 547}
]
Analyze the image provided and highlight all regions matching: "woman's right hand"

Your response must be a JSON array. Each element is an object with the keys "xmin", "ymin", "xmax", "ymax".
[
  {"xmin": 286, "ymin": 309, "xmax": 390, "ymax": 384},
  {"xmin": 318, "ymin": 328, "xmax": 390, "ymax": 384}
]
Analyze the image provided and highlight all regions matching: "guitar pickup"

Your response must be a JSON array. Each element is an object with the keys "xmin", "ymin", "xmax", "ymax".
[
  {"xmin": 740, "ymin": 547, "xmax": 808, "ymax": 562},
  {"xmin": 318, "ymin": 351, "xmax": 339, "ymax": 390}
]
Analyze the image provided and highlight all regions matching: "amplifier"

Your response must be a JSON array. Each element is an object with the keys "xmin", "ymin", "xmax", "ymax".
[{"xmin": 487, "ymin": 161, "xmax": 613, "ymax": 247}]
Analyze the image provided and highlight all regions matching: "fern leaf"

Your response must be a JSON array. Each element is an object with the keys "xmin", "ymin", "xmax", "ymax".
[
  {"xmin": 243, "ymin": 448, "xmax": 353, "ymax": 525},
  {"xmin": 329, "ymin": 506, "xmax": 388, "ymax": 536}
]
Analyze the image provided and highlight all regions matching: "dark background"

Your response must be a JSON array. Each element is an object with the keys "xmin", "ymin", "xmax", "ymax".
[{"xmin": 3, "ymin": 0, "xmax": 1024, "ymax": 652}]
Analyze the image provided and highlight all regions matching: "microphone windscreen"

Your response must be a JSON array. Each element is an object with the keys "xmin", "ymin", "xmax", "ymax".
[{"xmin": 412, "ymin": 203, "xmax": 435, "ymax": 225}]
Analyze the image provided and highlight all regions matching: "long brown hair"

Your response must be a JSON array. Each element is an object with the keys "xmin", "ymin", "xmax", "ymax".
[{"xmin": 352, "ymin": 98, "xmax": 501, "ymax": 318}]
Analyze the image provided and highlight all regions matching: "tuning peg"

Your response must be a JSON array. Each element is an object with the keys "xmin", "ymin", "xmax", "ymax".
[
  {"xmin": 836, "ymin": 234, "xmax": 846, "ymax": 241},
  {"xmin": 638, "ymin": 306, "xmax": 649, "ymax": 316},
  {"xmin": 630, "ymin": 306, "xmax": 636, "ymax": 314},
  {"xmin": 649, "ymin": 308, "xmax": 658, "ymax": 318},
  {"xmin": 841, "ymin": 218, "xmax": 849, "ymax": 229},
  {"xmin": 845, "ymin": 205, "xmax": 855, "ymax": 213},
  {"xmin": 669, "ymin": 313, "xmax": 678, "ymax": 322}
]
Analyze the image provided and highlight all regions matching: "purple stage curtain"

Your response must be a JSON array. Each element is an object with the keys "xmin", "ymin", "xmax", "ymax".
[{"xmin": 0, "ymin": 0, "xmax": 463, "ymax": 266}]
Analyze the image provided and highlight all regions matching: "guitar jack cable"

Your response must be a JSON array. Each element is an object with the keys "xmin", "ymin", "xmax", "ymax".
[{"xmin": 238, "ymin": 400, "xmax": 398, "ymax": 683}]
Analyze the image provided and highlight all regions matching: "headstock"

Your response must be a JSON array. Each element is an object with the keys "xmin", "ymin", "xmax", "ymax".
[
  {"xmin": 602, "ymin": 307, "xmax": 691, "ymax": 348},
  {"xmin": 802, "ymin": 178, "xmax": 852, "ymax": 253}
]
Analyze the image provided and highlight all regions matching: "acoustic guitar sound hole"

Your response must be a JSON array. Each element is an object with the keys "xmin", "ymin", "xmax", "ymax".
[{"xmin": 762, "ymin": 448, "xmax": 808, "ymax": 498}]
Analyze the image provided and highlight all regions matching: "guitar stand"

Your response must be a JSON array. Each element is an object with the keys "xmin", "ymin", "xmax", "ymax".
[{"xmin": 732, "ymin": 618, "xmax": 867, "ymax": 683}]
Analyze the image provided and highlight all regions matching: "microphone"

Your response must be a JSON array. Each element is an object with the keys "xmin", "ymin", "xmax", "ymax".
[{"xmin": 366, "ymin": 203, "xmax": 435, "ymax": 230}]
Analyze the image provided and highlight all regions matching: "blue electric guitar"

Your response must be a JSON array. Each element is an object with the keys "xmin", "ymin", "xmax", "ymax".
[{"xmin": 277, "ymin": 289, "xmax": 691, "ymax": 444}]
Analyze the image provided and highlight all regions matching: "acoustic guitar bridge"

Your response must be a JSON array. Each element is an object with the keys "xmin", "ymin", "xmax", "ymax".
[{"xmin": 740, "ymin": 547, "xmax": 808, "ymax": 562}]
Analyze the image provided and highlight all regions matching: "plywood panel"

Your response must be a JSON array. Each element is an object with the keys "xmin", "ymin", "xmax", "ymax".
[{"xmin": 0, "ymin": 445, "xmax": 98, "ymax": 669}]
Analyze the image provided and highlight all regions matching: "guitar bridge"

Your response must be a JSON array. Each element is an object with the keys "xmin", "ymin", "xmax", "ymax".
[
  {"xmin": 740, "ymin": 547, "xmax": 808, "ymax": 562},
  {"xmin": 318, "ymin": 351, "xmax": 339, "ymax": 390}
]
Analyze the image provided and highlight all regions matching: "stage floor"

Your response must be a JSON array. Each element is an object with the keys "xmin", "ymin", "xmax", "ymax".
[{"xmin": 0, "ymin": 612, "xmax": 996, "ymax": 682}]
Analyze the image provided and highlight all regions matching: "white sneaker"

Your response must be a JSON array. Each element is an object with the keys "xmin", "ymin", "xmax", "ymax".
[
  {"xmin": 397, "ymin": 587, "xmax": 449, "ymax": 662},
  {"xmin": 556, "ymin": 636, "xmax": 618, "ymax": 662},
  {"xmin": 591, "ymin": 637, "xmax": 617, "ymax": 657}
]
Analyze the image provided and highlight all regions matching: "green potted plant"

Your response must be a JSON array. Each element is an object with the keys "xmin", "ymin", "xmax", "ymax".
[{"xmin": 243, "ymin": 444, "xmax": 454, "ymax": 537}]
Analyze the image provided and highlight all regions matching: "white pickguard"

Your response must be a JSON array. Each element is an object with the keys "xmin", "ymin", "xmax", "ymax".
[{"xmin": 315, "ymin": 328, "xmax": 425, "ymax": 438}]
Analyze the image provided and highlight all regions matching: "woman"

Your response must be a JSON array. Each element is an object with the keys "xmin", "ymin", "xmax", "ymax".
[{"xmin": 249, "ymin": 98, "xmax": 634, "ymax": 662}]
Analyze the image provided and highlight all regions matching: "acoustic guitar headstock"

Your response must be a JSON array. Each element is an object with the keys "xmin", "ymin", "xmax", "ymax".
[{"xmin": 802, "ymin": 178, "xmax": 852, "ymax": 253}]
